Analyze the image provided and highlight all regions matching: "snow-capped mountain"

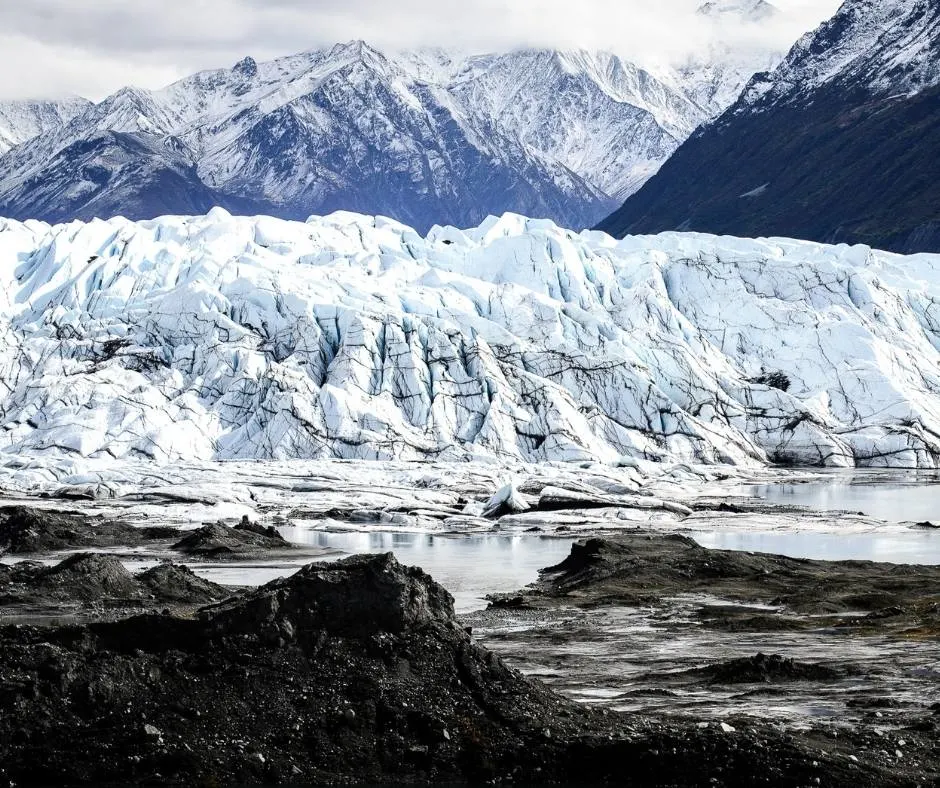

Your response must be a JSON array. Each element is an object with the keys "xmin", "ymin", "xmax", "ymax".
[
  {"xmin": 600, "ymin": 0, "xmax": 940, "ymax": 253},
  {"xmin": 0, "ymin": 32, "xmax": 783, "ymax": 231},
  {"xmin": 1, "ymin": 210, "xmax": 939, "ymax": 468},
  {"xmin": 738, "ymin": 0, "xmax": 940, "ymax": 107},
  {"xmin": 678, "ymin": 0, "xmax": 783, "ymax": 118},
  {"xmin": 0, "ymin": 97, "xmax": 91, "ymax": 156},
  {"xmin": 698, "ymin": 0, "xmax": 778, "ymax": 22}
]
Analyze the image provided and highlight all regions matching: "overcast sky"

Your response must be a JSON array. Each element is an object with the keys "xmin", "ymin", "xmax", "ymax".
[{"xmin": 0, "ymin": 0, "xmax": 842, "ymax": 101}]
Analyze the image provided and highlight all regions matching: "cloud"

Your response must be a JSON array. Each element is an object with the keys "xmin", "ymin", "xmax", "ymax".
[{"xmin": 0, "ymin": 0, "xmax": 842, "ymax": 100}]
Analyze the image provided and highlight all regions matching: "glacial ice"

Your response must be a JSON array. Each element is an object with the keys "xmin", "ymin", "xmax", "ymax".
[{"xmin": 1, "ymin": 209, "xmax": 939, "ymax": 470}]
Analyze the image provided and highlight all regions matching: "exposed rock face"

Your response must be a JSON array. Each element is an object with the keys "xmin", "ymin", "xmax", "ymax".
[
  {"xmin": 0, "ymin": 552, "xmax": 920, "ymax": 786},
  {"xmin": 1, "ymin": 212, "xmax": 940, "ymax": 467},
  {"xmin": 599, "ymin": 0, "xmax": 940, "ymax": 253}
]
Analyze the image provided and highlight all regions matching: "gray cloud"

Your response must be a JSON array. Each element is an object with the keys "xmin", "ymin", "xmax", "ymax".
[{"xmin": 0, "ymin": 0, "xmax": 842, "ymax": 100}]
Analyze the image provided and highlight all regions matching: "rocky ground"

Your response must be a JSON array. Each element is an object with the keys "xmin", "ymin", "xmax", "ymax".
[
  {"xmin": 489, "ymin": 534, "xmax": 940, "ymax": 627},
  {"xmin": 0, "ymin": 553, "xmax": 233, "ymax": 623},
  {"xmin": 468, "ymin": 535, "xmax": 940, "ymax": 783},
  {"xmin": 1, "ymin": 508, "xmax": 938, "ymax": 786},
  {"xmin": 1, "ymin": 550, "xmax": 934, "ymax": 787},
  {"xmin": 0, "ymin": 505, "xmax": 179, "ymax": 554}
]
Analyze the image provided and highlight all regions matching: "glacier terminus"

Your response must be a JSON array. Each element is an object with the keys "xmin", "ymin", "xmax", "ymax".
[{"xmin": 2, "ymin": 210, "xmax": 939, "ymax": 471}]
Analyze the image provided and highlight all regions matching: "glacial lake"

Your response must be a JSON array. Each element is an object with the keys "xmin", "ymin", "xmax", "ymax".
[
  {"xmin": 185, "ymin": 532, "xmax": 578, "ymax": 613},
  {"xmin": 49, "ymin": 472, "xmax": 940, "ymax": 613},
  {"xmin": 741, "ymin": 471, "xmax": 940, "ymax": 522},
  {"xmin": 189, "ymin": 519, "xmax": 940, "ymax": 614},
  {"xmin": 693, "ymin": 529, "xmax": 940, "ymax": 565}
]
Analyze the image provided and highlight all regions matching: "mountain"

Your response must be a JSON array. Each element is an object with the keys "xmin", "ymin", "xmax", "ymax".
[
  {"xmin": 678, "ymin": 0, "xmax": 782, "ymax": 118},
  {"xmin": 599, "ymin": 0, "xmax": 940, "ymax": 254},
  {"xmin": 0, "ymin": 210, "xmax": 938, "ymax": 468},
  {"xmin": 698, "ymin": 0, "xmax": 778, "ymax": 22},
  {"xmin": 0, "ymin": 97, "xmax": 91, "ymax": 155},
  {"xmin": 0, "ymin": 38, "xmax": 780, "ymax": 232}
]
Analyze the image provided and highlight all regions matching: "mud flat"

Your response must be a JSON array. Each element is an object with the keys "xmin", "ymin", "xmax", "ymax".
[
  {"xmin": 466, "ymin": 535, "xmax": 940, "ymax": 781},
  {"xmin": 2, "ymin": 551, "xmax": 935, "ymax": 787}
]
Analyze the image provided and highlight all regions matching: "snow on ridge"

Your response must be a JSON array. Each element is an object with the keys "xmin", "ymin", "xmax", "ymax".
[
  {"xmin": 739, "ymin": 0, "xmax": 940, "ymax": 108},
  {"xmin": 0, "ymin": 97, "xmax": 92, "ymax": 156},
  {"xmin": 1, "ymin": 209, "xmax": 940, "ymax": 469}
]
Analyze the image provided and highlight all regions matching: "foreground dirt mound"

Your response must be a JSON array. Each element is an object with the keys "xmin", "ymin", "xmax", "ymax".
[
  {"xmin": 172, "ymin": 519, "xmax": 290, "ymax": 558},
  {"xmin": 0, "ymin": 554, "xmax": 229, "ymax": 609},
  {"xmin": 0, "ymin": 506, "xmax": 179, "ymax": 553},
  {"xmin": 0, "ymin": 553, "xmax": 909, "ymax": 787}
]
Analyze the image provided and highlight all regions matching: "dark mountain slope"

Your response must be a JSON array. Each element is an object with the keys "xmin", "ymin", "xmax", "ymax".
[
  {"xmin": 599, "ymin": 0, "xmax": 940, "ymax": 253},
  {"xmin": 0, "ymin": 132, "xmax": 258, "ymax": 224}
]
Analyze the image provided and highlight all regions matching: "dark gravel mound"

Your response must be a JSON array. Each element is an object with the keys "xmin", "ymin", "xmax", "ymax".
[
  {"xmin": 503, "ymin": 535, "xmax": 940, "ymax": 622},
  {"xmin": 0, "ymin": 552, "xmax": 908, "ymax": 787},
  {"xmin": 26, "ymin": 553, "xmax": 140, "ymax": 601},
  {"xmin": 0, "ymin": 506, "xmax": 179, "ymax": 554},
  {"xmin": 203, "ymin": 550, "xmax": 455, "ymax": 640},
  {"xmin": 136, "ymin": 563, "xmax": 231, "ymax": 604},
  {"xmin": 172, "ymin": 520, "xmax": 289, "ymax": 558},
  {"xmin": 0, "ymin": 554, "xmax": 229, "ymax": 608},
  {"xmin": 685, "ymin": 653, "xmax": 846, "ymax": 685},
  {"xmin": 0, "ymin": 507, "xmax": 97, "ymax": 553}
]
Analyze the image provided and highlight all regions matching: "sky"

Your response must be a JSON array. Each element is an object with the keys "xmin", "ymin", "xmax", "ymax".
[{"xmin": 0, "ymin": 0, "xmax": 842, "ymax": 101}]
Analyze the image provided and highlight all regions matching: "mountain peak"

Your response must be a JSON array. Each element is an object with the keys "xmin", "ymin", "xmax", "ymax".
[
  {"xmin": 0, "ymin": 40, "xmax": 784, "ymax": 233},
  {"xmin": 599, "ymin": 0, "xmax": 940, "ymax": 254},
  {"xmin": 698, "ymin": 0, "xmax": 778, "ymax": 22},
  {"xmin": 741, "ymin": 0, "xmax": 940, "ymax": 106},
  {"xmin": 232, "ymin": 56, "xmax": 258, "ymax": 79}
]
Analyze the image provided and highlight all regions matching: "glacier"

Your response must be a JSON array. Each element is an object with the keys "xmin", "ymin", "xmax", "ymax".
[{"xmin": 0, "ymin": 210, "xmax": 939, "ymax": 470}]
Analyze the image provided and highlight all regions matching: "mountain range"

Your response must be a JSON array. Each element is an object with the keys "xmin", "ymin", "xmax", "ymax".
[
  {"xmin": 0, "ymin": 3, "xmax": 781, "ymax": 232},
  {"xmin": 599, "ymin": 0, "xmax": 940, "ymax": 253}
]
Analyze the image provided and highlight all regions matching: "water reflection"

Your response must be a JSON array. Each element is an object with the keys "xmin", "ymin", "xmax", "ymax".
[
  {"xmin": 694, "ymin": 530, "xmax": 940, "ymax": 564},
  {"xmin": 744, "ymin": 473, "xmax": 940, "ymax": 522},
  {"xmin": 280, "ymin": 529, "xmax": 576, "ymax": 613}
]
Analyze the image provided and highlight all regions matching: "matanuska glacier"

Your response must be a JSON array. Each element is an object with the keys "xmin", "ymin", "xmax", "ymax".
[{"xmin": 1, "ymin": 209, "xmax": 940, "ymax": 469}]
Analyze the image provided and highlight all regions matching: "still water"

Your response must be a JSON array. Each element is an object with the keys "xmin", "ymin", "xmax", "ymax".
[
  {"xmin": 704, "ymin": 471, "xmax": 940, "ymax": 564},
  {"xmin": 694, "ymin": 529, "xmax": 940, "ymax": 564},
  {"xmin": 143, "ymin": 475, "xmax": 940, "ymax": 611},
  {"xmin": 190, "ymin": 532, "xmax": 576, "ymax": 613},
  {"xmin": 743, "ymin": 472, "xmax": 940, "ymax": 522}
]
